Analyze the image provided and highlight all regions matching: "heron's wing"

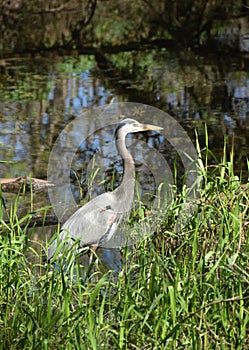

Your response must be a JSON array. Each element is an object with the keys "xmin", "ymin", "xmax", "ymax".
[
  {"xmin": 65, "ymin": 204, "xmax": 118, "ymax": 243},
  {"xmin": 48, "ymin": 192, "xmax": 126, "ymax": 259},
  {"xmin": 66, "ymin": 192, "xmax": 124, "ymax": 240}
]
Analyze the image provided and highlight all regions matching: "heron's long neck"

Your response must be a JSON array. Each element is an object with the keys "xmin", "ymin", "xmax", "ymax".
[{"xmin": 115, "ymin": 133, "xmax": 135, "ymax": 200}]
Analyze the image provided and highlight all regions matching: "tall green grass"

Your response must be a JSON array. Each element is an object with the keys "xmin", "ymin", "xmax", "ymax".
[{"xmin": 0, "ymin": 143, "xmax": 249, "ymax": 349}]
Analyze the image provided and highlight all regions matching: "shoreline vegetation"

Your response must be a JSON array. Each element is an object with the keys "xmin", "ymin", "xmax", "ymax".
[
  {"xmin": 1, "ymin": 143, "xmax": 249, "ymax": 349},
  {"xmin": 1, "ymin": 1, "xmax": 248, "ymax": 57}
]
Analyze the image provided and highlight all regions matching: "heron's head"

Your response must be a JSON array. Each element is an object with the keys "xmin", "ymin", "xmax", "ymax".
[{"xmin": 116, "ymin": 118, "xmax": 163, "ymax": 137}]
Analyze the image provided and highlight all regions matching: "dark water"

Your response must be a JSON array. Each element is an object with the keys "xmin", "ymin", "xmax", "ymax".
[{"xmin": 1, "ymin": 51, "xmax": 249, "ymax": 268}]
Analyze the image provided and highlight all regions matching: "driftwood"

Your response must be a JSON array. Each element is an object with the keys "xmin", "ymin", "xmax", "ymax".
[
  {"xmin": 0, "ymin": 177, "xmax": 58, "ymax": 227},
  {"xmin": 0, "ymin": 177, "xmax": 55, "ymax": 194},
  {"xmin": 0, "ymin": 177, "xmax": 70, "ymax": 228}
]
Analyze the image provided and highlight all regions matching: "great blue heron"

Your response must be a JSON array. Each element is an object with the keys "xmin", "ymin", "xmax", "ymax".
[{"xmin": 48, "ymin": 118, "xmax": 163, "ymax": 260}]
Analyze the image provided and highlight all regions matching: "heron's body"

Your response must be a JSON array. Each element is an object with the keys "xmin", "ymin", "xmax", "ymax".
[{"xmin": 48, "ymin": 118, "xmax": 162, "ymax": 260}]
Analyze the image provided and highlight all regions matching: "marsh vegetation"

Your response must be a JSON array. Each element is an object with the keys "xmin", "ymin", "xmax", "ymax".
[{"xmin": 1, "ymin": 144, "xmax": 249, "ymax": 349}]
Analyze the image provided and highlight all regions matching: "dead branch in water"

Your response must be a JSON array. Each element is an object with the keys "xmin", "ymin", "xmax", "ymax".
[{"xmin": 0, "ymin": 177, "xmax": 55, "ymax": 194}]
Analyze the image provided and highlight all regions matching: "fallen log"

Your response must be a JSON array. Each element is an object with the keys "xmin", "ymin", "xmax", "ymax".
[{"xmin": 0, "ymin": 177, "xmax": 55, "ymax": 194}]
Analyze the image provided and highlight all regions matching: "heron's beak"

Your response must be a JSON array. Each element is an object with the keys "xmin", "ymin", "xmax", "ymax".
[{"xmin": 141, "ymin": 123, "xmax": 163, "ymax": 131}]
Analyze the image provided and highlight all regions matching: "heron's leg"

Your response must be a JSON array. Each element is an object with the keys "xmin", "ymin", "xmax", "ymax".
[
  {"xmin": 89, "ymin": 245, "xmax": 98, "ymax": 265},
  {"xmin": 85, "ymin": 245, "xmax": 100, "ymax": 280}
]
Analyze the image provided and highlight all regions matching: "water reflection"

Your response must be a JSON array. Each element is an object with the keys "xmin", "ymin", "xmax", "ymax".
[
  {"xmin": 0, "ymin": 59, "xmax": 114, "ymax": 179},
  {"xmin": 1, "ymin": 54, "xmax": 249, "ymax": 181}
]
